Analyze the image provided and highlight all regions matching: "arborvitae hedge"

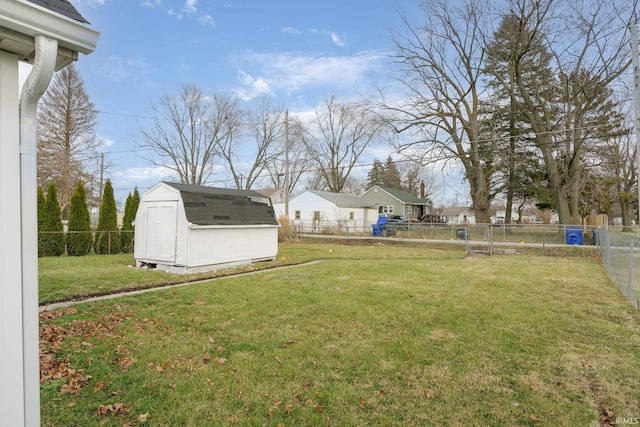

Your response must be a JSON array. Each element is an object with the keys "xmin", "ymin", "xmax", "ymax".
[
  {"xmin": 120, "ymin": 187, "xmax": 140, "ymax": 253},
  {"xmin": 94, "ymin": 179, "xmax": 121, "ymax": 254},
  {"xmin": 41, "ymin": 182, "xmax": 65, "ymax": 257},
  {"xmin": 67, "ymin": 181, "xmax": 93, "ymax": 256},
  {"xmin": 37, "ymin": 186, "xmax": 46, "ymax": 257}
]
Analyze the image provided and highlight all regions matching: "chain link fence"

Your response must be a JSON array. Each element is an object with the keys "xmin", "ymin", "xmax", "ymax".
[{"xmin": 597, "ymin": 229, "xmax": 640, "ymax": 310}]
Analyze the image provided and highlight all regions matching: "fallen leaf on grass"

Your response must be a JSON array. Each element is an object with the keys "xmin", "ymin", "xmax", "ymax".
[
  {"xmin": 93, "ymin": 381, "xmax": 106, "ymax": 393},
  {"xmin": 137, "ymin": 412, "xmax": 149, "ymax": 422},
  {"xmin": 94, "ymin": 402, "xmax": 131, "ymax": 416},
  {"xmin": 422, "ymin": 388, "xmax": 434, "ymax": 397},
  {"xmin": 314, "ymin": 404, "xmax": 325, "ymax": 413},
  {"xmin": 285, "ymin": 404, "xmax": 293, "ymax": 414},
  {"xmin": 530, "ymin": 414, "xmax": 540, "ymax": 422}
]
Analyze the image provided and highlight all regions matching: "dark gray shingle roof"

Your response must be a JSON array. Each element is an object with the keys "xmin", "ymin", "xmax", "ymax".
[
  {"xmin": 25, "ymin": 0, "xmax": 90, "ymax": 24},
  {"xmin": 374, "ymin": 186, "xmax": 430, "ymax": 205},
  {"xmin": 164, "ymin": 182, "xmax": 279, "ymax": 226}
]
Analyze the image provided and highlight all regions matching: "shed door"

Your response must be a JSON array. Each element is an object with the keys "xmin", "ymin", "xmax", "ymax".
[{"xmin": 144, "ymin": 202, "xmax": 178, "ymax": 263}]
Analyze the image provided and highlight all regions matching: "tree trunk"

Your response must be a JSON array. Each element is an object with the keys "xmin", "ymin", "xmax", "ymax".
[{"xmin": 621, "ymin": 200, "xmax": 633, "ymax": 232}]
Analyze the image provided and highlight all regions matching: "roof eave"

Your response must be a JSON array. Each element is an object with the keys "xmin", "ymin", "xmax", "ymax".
[{"xmin": 0, "ymin": 0, "xmax": 99, "ymax": 69}]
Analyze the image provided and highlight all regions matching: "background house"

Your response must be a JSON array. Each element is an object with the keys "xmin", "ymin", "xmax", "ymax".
[
  {"xmin": 360, "ymin": 185, "xmax": 431, "ymax": 220},
  {"xmin": 440, "ymin": 207, "xmax": 476, "ymax": 225},
  {"xmin": 134, "ymin": 182, "xmax": 279, "ymax": 274},
  {"xmin": 273, "ymin": 190, "xmax": 378, "ymax": 234},
  {"xmin": 255, "ymin": 188, "xmax": 291, "ymax": 205}
]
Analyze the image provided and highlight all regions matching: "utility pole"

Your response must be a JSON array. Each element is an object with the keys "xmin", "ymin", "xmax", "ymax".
[
  {"xmin": 99, "ymin": 152, "xmax": 104, "ymax": 207},
  {"xmin": 284, "ymin": 109, "xmax": 290, "ymax": 217},
  {"xmin": 631, "ymin": 19, "xmax": 640, "ymax": 223}
]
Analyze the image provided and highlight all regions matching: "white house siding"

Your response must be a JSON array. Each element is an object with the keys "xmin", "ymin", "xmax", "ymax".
[{"xmin": 273, "ymin": 191, "xmax": 378, "ymax": 233}]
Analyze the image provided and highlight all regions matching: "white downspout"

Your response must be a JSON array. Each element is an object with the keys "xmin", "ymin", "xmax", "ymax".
[{"xmin": 19, "ymin": 34, "xmax": 58, "ymax": 427}]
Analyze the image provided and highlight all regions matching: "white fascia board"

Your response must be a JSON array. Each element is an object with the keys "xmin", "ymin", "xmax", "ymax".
[
  {"xmin": 0, "ymin": 0, "xmax": 99, "ymax": 55},
  {"xmin": 187, "ymin": 223, "xmax": 280, "ymax": 230}
]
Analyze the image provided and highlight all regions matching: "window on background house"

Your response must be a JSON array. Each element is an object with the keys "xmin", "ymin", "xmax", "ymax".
[
  {"xmin": 349, "ymin": 212, "xmax": 354, "ymax": 220},
  {"xmin": 407, "ymin": 206, "xmax": 413, "ymax": 214},
  {"xmin": 313, "ymin": 211, "xmax": 321, "ymax": 221},
  {"xmin": 382, "ymin": 205, "xmax": 394, "ymax": 214},
  {"xmin": 295, "ymin": 210, "xmax": 301, "ymax": 220}
]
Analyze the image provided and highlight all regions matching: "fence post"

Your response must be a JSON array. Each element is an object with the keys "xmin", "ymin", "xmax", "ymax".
[
  {"xmin": 628, "ymin": 239, "xmax": 634, "ymax": 301},
  {"xmin": 489, "ymin": 225, "xmax": 494, "ymax": 255}
]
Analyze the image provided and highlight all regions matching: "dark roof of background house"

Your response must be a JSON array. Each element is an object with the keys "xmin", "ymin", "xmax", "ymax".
[
  {"xmin": 25, "ymin": 0, "xmax": 90, "ymax": 24},
  {"xmin": 164, "ymin": 182, "xmax": 279, "ymax": 226},
  {"xmin": 372, "ymin": 185, "xmax": 431, "ymax": 205}
]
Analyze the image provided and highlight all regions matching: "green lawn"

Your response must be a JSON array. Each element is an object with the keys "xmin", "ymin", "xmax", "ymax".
[{"xmin": 39, "ymin": 242, "xmax": 640, "ymax": 426}]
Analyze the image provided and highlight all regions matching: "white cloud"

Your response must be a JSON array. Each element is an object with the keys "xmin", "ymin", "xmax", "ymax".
[
  {"xmin": 328, "ymin": 32, "xmax": 345, "ymax": 46},
  {"xmin": 183, "ymin": 0, "xmax": 197, "ymax": 15},
  {"xmin": 101, "ymin": 55, "xmax": 152, "ymax": 83},
  {"xmin": 199, "ymin": 14, "xmax": 215, "ymax": 26},
  {"xmin": 234, "ymin": 71, "xmax": 272, "ymax": 101},
  {"xmin": 231, "ymin": 51, "xmax": 385, "ymax": 100},
  {"xmin": 281, "ymin": 27, "xmax": 300, "ymax": 35},
  {"xmin": 97, "ymin": 135, "xmax": 115, "ymax": 149},
  {"xmin": 113, "ymin": 166, "xmax": 174, "ymax": 185}
]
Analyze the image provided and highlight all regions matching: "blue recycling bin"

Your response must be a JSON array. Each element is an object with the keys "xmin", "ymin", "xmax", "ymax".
[
  {"xmin": 565, "ymin": 228, "xmax": 583, "ymax": 245},
  {"xmin": 372, "ymin": 224, "xmax": 382, "ymax": 236}
]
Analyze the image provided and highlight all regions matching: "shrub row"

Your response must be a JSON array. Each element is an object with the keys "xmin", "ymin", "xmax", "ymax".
[{"xmin": 38, "ymin": 180, "xmax": 139, "ymax": 257}]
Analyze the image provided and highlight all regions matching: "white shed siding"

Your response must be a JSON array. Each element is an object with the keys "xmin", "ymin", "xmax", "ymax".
[{"xmin": 184, "ymin": 226, "xmax": 278, "ymax": 267}]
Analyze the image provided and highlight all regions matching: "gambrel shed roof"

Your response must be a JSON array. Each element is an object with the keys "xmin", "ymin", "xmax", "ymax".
[{"xmin": 164, "ymin": 182, "xmax": 279, "ymax": 226}]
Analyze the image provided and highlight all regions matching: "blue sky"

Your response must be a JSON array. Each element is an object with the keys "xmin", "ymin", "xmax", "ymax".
[{"xmin": 26, "ymin": 0, "xmax": 469, "ymax": 206}]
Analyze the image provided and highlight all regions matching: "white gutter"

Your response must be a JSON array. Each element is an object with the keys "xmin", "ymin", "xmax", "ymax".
[
  {"xmin": 0, "ymin": 0, "xmax": 99, "ymax": 55},
  {"xmin": 19, "ymin": 34, "xmax": 57, "ymax": 427}
]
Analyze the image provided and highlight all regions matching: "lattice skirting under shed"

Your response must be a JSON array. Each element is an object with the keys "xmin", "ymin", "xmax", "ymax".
[{"xmin": 138, "ymin": 260, "xmax": 251, "ymax": 275}]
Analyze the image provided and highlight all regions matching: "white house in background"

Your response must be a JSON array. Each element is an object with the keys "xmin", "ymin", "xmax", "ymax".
[
  {"xmin": 134, "ymin": 182, "xmax": 279, "ymax": 274},
  {"xmin": 273, "ymin": 190, "xmax": 378, "ymax": 234},
  {"xmin": 441, "ymin": 207, "xmax": 476, "ymax": 225},
  {"xmin": 255, "ymin": 188, "xmax": 291, "ymax": 205},
  {"xmin": 0, "ymin": 1, "xmax": 99, "ymax": 425}
]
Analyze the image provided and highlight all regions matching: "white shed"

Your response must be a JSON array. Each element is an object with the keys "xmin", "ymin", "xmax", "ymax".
[
  {"xmin": 273, "ymin": 190, "xmax": 378, "ymax": 234},
  {"xmin": 135, "ymin": 182, "xmax": 279, "ymax": 274}
]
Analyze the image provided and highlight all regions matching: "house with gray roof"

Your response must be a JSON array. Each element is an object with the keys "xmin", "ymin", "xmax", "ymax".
[
  {"xmin": 273, "ymin": 189, "xmax": 378, "ymax": 234},
  {"xmin": 134, "ymin": 182, "xmax": 279, "ymax": 274},
  {"xmin": 360, "ymin": 185, "xmax": 432, "ymax": 221}
]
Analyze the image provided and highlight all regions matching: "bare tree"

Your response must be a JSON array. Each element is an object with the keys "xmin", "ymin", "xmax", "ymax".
[
  {"xmin": 217, "ymin": 97, "xmax": 285, "ymax": 190},
  {"xmin": 266, "ymin": 114, "xmax": 310, "ymax": 194},
  {"xmin": 136, "ymin": 84, "xmax": 238, "ymax": 186},
  {"xmin": 383, "ymin": 0, "xmax": 495, "ymax": 223},
  {"xmin": 37, "ymin": 63, "xmax": 99, "ymax": 216},
  {"xmin": 594, "ymin": 98, "xmax": 636, "ymax": 229},
  {"xmin": 493, "ymin": 0, "xmax": 634, "ymax": 224},
  {"xmin": 304, "ymin": 93, "xmax": 384, "ymax": 192}
]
